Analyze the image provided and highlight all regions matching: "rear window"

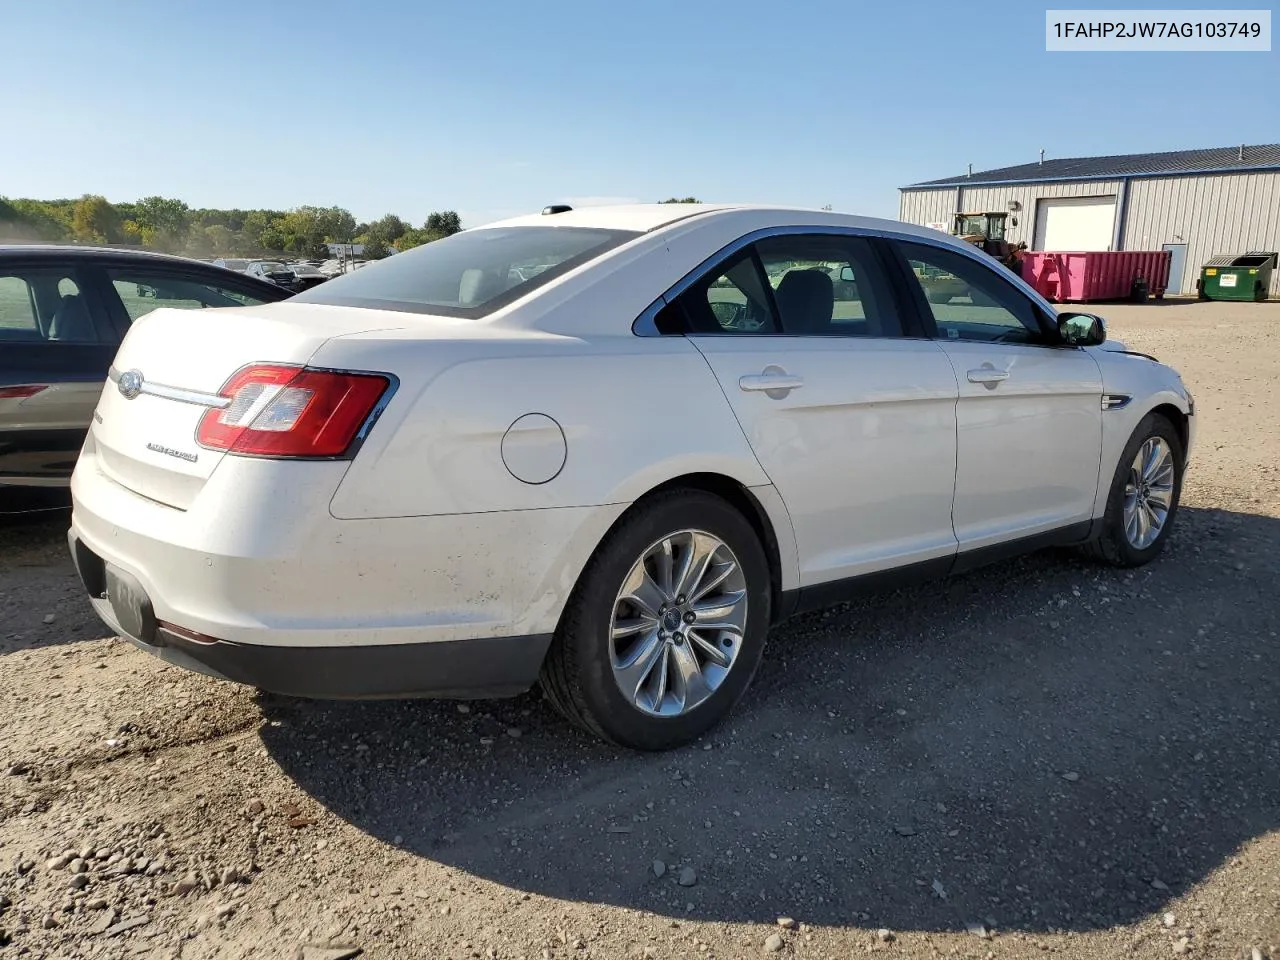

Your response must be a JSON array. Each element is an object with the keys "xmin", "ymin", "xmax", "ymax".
[{"xmin": 292, "ymin": 226, "xmax": 640, "ymax": 317}]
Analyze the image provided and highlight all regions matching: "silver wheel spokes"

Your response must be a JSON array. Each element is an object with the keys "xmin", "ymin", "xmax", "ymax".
[
  {"xmin": 1122, "ymin": 436, "xmax": 1175, "ymax": 549},
  {"xmin": 610, "ymin": 530, "xmax": 748, "ymax": 717}
]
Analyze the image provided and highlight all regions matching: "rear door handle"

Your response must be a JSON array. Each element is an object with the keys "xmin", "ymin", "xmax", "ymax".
[
  {"xmin": 966, "ymin": 367, "xmax": 1009, "ymax": 385},
  {"xmin": 739, "ymin": 366, "xmax": 804, "ymax": 398}
]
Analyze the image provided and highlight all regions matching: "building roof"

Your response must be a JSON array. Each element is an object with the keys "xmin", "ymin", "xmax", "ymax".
[{"xmin": 905, "ymin": 143, "xmax": 1280, "ymax": 189}]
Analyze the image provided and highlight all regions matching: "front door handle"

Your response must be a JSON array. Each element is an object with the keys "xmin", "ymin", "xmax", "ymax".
[
  {"xmin": 740, "ymin": 366, "xmax": 804, "ymax": 398},
  {"xmin": 966, "ymin": 367, "xmax": 1010, "ymax": 385}
]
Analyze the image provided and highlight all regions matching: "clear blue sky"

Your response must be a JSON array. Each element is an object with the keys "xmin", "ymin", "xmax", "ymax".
[{"xmin": 3, "ymin": 0, "xmax": 1276, "ymax": 226}]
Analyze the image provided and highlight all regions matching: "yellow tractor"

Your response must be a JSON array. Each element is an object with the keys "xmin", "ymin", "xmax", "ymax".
[{"xmin": 953, "ymin": 212, "xmax": 1024, "ymax": 270}]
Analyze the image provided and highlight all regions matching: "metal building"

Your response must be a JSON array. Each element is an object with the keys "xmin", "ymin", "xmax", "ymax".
[{"xmin": 899, "ymin": 143, "xmax": 1280, "ymax": 297}]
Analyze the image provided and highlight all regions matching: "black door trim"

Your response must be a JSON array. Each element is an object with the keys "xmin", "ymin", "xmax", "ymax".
[{"xmin": 776, "ymin": 518, "xmax": 1100, "ymax": 621}]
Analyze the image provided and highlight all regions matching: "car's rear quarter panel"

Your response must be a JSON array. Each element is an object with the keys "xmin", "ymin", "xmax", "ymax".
[{"xmin": 318, "ymin": 332, "xmax": 771, "ymax": 518}]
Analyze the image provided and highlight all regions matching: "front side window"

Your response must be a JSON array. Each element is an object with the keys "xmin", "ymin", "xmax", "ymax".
[
  {"xmin": 293, "ymin": 226, "xmax": 640, "ymax": 318},
  {"xmin": 895, "ymin": 241, "xmax": 1042, "ymax": 344},
  {"xmin": 109, "ymin": 272, "xmax": 272, "ymax": 322},
  {"xmin": 0, "ymin": 268, "xmax": 100, "ymax": 342}
]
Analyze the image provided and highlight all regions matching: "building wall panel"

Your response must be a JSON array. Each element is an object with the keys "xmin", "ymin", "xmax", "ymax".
[{"xmin": 902, "ymin": 171, "xmax": 1280, "ymax": 296}]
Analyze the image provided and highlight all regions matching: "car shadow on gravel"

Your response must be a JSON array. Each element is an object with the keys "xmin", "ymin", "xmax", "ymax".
[
  {"xmin": 0, "ymin": 510, "xmax": 105, "ymax": 655},
  {"xmin": 222, "ymin": 506, "xmax": 1280, "ymax": 932}
]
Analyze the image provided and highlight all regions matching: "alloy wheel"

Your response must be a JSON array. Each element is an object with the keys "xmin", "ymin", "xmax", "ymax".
[
  {"xmin": 609, "ymin": 530, "xmax": 748, "ymax": 717},
  {"xmin": 1122, "ymin": 436, "xmax": 1175, "ymax": 549}
]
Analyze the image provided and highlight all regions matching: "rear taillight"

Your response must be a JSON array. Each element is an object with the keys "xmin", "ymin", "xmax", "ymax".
[
  {"xmin": 0, "ymin": 385, "xmax": 47, "ymax": 399},
  {"xmin": 196, "ymin": 364, "xmax": 391, "ymax": 458}
]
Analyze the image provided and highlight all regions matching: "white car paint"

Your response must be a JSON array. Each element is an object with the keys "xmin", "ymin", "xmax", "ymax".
[
  {"xmin": 691, "ymin": 334, "xmax": 959, "ymax": 583},
  {"xmin": 939, "ymin": 338, "xmax": 1103, "ymax": 549},
  {"xmin": 68, "ymin": 203, "xmax": 1193, "ymax": 724}
]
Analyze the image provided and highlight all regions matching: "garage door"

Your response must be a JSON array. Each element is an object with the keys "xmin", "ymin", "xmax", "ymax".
[{"xmin": 1033, "ymin": 196, "xmax": 1117, "ymax": 251}]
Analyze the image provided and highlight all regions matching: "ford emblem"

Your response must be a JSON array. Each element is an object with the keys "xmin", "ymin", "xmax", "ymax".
[{"xmin": 117, "ymin": 369, "xmax": 144, "ymax": 400}]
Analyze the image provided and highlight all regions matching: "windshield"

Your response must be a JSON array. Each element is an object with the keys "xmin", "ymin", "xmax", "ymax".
[
  {"xmin": 220, "ymin": 259, "xmax": 249, "ymax": 270},
  {"xmin": 258, "ymin": 262, "xmax": 290, "ymax": 273},
  {"xmin": 292, "ymin": 226, "xmax": 640, "ymax": 317}
]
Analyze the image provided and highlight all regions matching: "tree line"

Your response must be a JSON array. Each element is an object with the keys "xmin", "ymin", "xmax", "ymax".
[{"xmin": 0, "ymin": 195, "xmax": 463, "ymax": 260}]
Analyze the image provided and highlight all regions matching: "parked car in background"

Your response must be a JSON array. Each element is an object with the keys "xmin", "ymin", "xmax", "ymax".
[
  {"xmin": 1, "ymin": 246, "xmax": 289, "ymax": 493},
  {"xmin": 67, "ymin": 205, "xmax": 1193, "ymax": 750},
  {"xmin": 286, "ymin": 262, "xmax": 329, "ymax": 290},
  {"xmin": 244, "ymin": 260, "xmax": 303, "ymax": 292},
  {"xmin": 212, "ymin": 258, "xmax": 251, "ymax": 273}
]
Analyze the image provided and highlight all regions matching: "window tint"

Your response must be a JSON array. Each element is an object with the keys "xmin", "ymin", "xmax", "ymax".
[
  {"xmin": 686, "ymin": 250, "xmax": 777, "ymax": 333},
  {"xmin": 109, "ymin": 272, "xmax": 271, "ymax": 322},
  {"xmin": 756, "ymin": 235, "xmax": 900, "ymax": 337},
  {"xmin": 0, "ymin": 269, "xmax": 99, "ymax": 342},
  {"xmin": 292, "ymin": 226, "xmax": 640, "ymax": 318},
  {"xmin": 0, "ymin": 276, "xmax": 38, "ymax": 337},
  {"xmin": 896, "ymin": 241, "xmax": 1042, "ymax": 343}
]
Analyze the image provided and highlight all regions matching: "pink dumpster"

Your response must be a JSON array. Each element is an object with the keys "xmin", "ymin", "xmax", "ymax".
[{"xmin": 1019, "ymin": 250, "xmax": 1171, "ymax": 303}]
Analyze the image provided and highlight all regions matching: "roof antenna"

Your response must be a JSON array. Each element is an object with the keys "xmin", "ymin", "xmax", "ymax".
[
  {"xmin": 967, "ymin": 163, "xmax": 973, "ymax": 178},
  {"xmin": 1239, "ymin": 143, "xmax": 1245, "ymax": 161},
  {"xmin": 1039, "ymin": 148, "xmax": 1045, "ymax": 164}
]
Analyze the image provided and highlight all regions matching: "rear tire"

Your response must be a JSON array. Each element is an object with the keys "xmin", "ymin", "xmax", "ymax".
[
  {"xmin": 1082, "ymin": 413, "xmax": 1184, "ymax": 567},
  {"xmin": 540, "ymin": 490, "xmax": 771, "ymax": 750}
]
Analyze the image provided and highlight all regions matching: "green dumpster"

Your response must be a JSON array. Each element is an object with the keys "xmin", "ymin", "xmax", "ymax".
[{"xmin": 1197, "ymin": 251, "xmax": 1277, "ymax": 301}]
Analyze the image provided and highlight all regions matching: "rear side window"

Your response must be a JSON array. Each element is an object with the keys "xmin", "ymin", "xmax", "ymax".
[
  {"xmin": 108, "ymin": 272, "xmax": 274, "ymax": 323},
  {"xmin": 682, "ymin": 250, "xmax": 778, "ymax": 333},
  {"xmin": 0, "ymin": 268, "xmax": 103, "ymax": 342},
  {"xmin": 0, "ymin": 275, "xmax": 38, "ymax": 337},
  {"xmin": 292, "ymin": 226, "xmax": 640, "ymax": 318},
  {"xmin": 755, "ymin": 235, "xmax": 901, "ymax": 337},
  {"xmin": 672, "ymin": 234, "xmax": 903, "ymax": 337}
]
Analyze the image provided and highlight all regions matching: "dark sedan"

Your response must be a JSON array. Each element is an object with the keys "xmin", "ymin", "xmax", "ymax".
[
  {"xmin": 245, "ymin": 260, "xmax": 306, "ymax": 293},
  {"xmin": 0, "ymin": 245, "xmax": 289, "ymax": 495}
]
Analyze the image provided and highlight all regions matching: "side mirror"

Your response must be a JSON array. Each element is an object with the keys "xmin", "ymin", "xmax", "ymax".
[
  {"xmin": 839, "ymin": 266, "xmax": 855, "ymax": 282},
  {"xmin": 1057, "ymin": 311, "xmax": 1106, "ymax": 346}
]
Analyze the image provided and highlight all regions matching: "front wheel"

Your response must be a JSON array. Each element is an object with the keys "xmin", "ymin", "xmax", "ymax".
[
  {"xmin": 1082, "ymin": 413, "xmax": 1184, "ymax": 567},
  {"xmin": 540, "ymin": 490, "xmax": 771, "ymax": 750}
]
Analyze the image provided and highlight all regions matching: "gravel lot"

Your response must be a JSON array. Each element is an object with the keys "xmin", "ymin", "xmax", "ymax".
[{"xmin": 2, "ymin": 299, "xmax": 1278, "ymax": 960}]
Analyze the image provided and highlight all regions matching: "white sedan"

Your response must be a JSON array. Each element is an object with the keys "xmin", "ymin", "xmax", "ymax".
[{"xmin": 68, "ymin": 204, "xmax": 1194, "ymax": 750}]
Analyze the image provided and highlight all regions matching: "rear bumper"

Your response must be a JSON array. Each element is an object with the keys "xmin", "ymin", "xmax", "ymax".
[
  {"xmin": 67, "ymin": 451, "xmax": 626, "ymax": 698},
  {"xmin": 70, "ymin": 529, "xmax": 551, "ymax": 698}
]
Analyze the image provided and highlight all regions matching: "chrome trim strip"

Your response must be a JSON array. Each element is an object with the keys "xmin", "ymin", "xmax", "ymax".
[
  {"xmin": 1102, "ymin": 393, "xmax": 1132, "ymax": 410},
  {"xmin": 108, "ymin": 366, "xmax": 231, "ymax": 409}
]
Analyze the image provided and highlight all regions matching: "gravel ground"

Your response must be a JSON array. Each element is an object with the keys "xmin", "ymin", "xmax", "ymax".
[{"xmin": 2, "ymin": 298, "xmax": 1278, "ymax": 960}]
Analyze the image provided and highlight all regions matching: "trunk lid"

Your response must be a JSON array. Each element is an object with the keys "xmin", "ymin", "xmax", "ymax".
[{"xmin": 90, "ymin": 303, "xmax": 401, "ymax": 509}]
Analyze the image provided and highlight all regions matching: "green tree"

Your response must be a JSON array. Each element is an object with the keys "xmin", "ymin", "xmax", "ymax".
[
  {"xmin": 424, "ymin": 210, "xmax": 462, "ymax": 237},
  {"xmin": 660, "ymin": 197, "xmax": 701, "ymax": 204},
  {"xmin": 134, "ymin": 196, "xmax": 190, "ymax": 249},
  {"xmin": 0, "ymin": 197, "xmax": 65, "ymax": 241},
  {"xmin": 367, "ymin": 213, "xmax": 407, "ymax": 244},
  {"xmin": 120, "ymin": 220, "xmax": 146, "ymax": 245},
  {"xmin": 71, "ymin": 195, "xmax": 123, "ymax": 243},
  {"xmin": 362, "ymin": 236, "xmax": 390, "ymax": 260},
  {"xmin": 137, "ymin": 196, "xmax": 187, "ymax": 230},
  {"xmin": 241, "ymin": 210, "xmax": 279, "ymax": 252},
  {"xmin": 203, "ymin": 224, "xmax": 234, "ymax": 254},
  {"xmin": 313, "ymin": 206, "xmax": 357, "ymax": 243},
  {"xmin": 394, "ymin": 227, "xmax": 428, "ymax": 252}
]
